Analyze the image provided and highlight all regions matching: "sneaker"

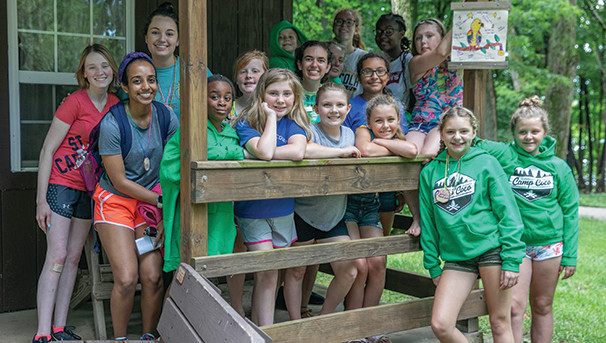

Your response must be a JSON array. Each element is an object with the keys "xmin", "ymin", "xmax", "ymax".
[
  {"xmin": 51, "ymin": 326, "xmax": 81, "ymax": 341},
  {"xmin": 115, "ymin": 337, "xmax": 128, "ymax": 341},
  {"xmin": 140, "ymin": 333, "xmax": 156, "ymax": 340},
  {"xmin": 32, "ymin": 336, "xmax": 51, "ymax": 343},
  {"xmin": 309, "ymin": 291, "xmax": 325, "ymax": 305}
]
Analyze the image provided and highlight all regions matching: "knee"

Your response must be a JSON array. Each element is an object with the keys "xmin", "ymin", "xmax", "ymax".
[
  {"xmin": 139, "ymin": 269, "xmax": 162, "ymax": 289},
  {"xmin": 64, "ymin": 249, "xmax": 84, "ymax": 268},
  {"xmin": 530, "ymin": 296, "xmax": 554, "ymax": 316},
  {"xmin": 431, "ymin": 316, "xmax": 455, "ymax": 339},
  {"xmin": 488, "ymin": 312, "xmax": 511, "ymax": 335},
  {"xmin": 256, "ymin": 270, "xmax": 278, "ymax": 286},
  {"xmin": 287, "ymin": 267, "xmax": 307, "ymax": 282},
  {"xmin": 355, "ymin": 260, "xmax": 368, "ymax": 281},
  {"xmin": 339, "ymin": 263, "xmax": 358, "ymax": 283},
  {"xmin": 366, "ymin": 256, "xmax": 386, "ymax": 277},
  {"xmin": 114, "ymin": 271, "xmax": 139, "ymax": 294},
  {"xmin": 510, "ymin": 297, "xmax": 527, "ymax": 318}
]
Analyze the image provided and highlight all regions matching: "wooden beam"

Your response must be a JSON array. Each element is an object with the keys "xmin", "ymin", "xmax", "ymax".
[
  {"xmin": 193, "ymin": 234, "xmax": 421, "ymax": 277},
  {"xmin": 159, "ymin": 264, "xmax": 271, "ymax": 342},
  {"xmin": 191, "ymin": 156, "xmax": 429, "ymax": 203},
  {"xmin": 179, "ymin": 0, "xmax": 209, "ymax": 260},
  {"xmin": 319, "ymin": 265, "xmax": 435, "ymax": 298},
  {"xmin": 262, "ymin": 290, "xmax": 487, "ymax": 343},
  {"xmin": 384, "ymin": 268, "xmax": 436, "ymax": 298}
]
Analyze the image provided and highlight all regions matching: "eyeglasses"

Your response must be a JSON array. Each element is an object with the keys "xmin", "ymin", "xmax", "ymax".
[
  {"xmin": 361, "ymin": 68, "xmax": 388, "ymax": 77},
  {"xmin": 334, "ymin": 18, "xmax": 356, "ymax": 27},
  {"xmin": 375, "ymin": 28, "xmax": 395, "ymax": 37}
]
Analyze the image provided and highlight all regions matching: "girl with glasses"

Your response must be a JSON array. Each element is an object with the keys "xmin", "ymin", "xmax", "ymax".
[{"xmin": 332, "ymin": 9, "xmax": 368, "ymax": 99}]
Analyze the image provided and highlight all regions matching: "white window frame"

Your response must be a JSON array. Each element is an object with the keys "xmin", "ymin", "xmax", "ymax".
[{"xmin": 7, "ymin": 0, "xmax": 135, "ymax": 172}]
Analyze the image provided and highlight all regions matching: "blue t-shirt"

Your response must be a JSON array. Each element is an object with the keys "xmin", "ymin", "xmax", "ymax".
[
  {"xmin": 234, "ymin": 117, "xmax": 307, "ymax": 218},
  {"xmin": 342, "ymin": 95, "xmax": 409, "ymax": 134}
]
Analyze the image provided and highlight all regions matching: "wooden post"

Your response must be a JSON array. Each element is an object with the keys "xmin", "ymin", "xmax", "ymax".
[
  {"xmin": 462, "ymin": 0, "xmax": 489, "ymax": 138},
  {"xmin": 179, "ymin": 0, "xmax": 209, "ymax": 262}
]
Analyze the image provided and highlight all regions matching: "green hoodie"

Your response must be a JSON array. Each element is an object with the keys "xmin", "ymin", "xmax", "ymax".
[
  {"xmin": 420, "ymin": 146, "xmax": 525, "ymax": 278},
  {"xmin": 269, "ymin": 20, "xmax": 308, "ymax": 72},
  {"xmin": 475, "ymin": 136, "xmax": 579, "ymax": 266},
  {"xmin": 160, "ymin": 122, "xmax": 245, "ymax": 272}
]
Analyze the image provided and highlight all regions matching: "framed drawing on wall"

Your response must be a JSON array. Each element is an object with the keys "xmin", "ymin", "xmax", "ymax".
[{"xmin": 450, "ymin": 1, "xmax": 511, "ymax": 69}]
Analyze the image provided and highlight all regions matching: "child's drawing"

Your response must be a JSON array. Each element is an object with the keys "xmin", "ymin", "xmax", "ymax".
[{"xmin": 451, "ymin": 10, "xmax": 508, "ymax": 62}]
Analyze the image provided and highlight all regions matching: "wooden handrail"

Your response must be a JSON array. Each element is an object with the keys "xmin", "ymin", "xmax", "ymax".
[
  {"xmin": 192, "ymin": 234, "xmax": 421, "ymax": 277},
  {"xmin": 191, "ymin": 156, "xmax": 431, "ymax": 203}
]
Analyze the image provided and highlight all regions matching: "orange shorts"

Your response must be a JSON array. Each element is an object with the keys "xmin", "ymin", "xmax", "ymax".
[{"xmin": 93, "ymin": 185, "xmax": 146, "ymax": 231}]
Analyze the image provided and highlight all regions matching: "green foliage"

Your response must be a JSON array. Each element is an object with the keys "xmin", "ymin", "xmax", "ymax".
[
  {"xmin": 293, "ymin": 0, "xmax": 392, "ymax": 52},
  {"xmin": 579, "ymin": 192, "xmax": 606, "ymax": 208}
]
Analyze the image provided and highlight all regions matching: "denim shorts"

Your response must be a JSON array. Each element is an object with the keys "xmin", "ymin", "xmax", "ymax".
[
  {"xmin": 378, "ymin": 192, "xmax": 396, "ymax": 212},
  {"xmin": 294, "ymin": 213, "xmax": 349, "ymax": 242},
  {"xmin": 408, "ymin": 121, "xmax": 438, "ymax": 134},
  {"xmin": 47, "ymin": 183, "xmax": 92, "ymax": 219},
  {"xmin": 443, "ymin": 247, "xmax": 502, "ymax": 275},
  {"xmin": 344, "ymin": 193, "xmax": 382, "ymax": 229}
]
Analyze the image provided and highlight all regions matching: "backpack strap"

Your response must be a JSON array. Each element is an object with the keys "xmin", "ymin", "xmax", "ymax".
[
  {"xmin": 108, "ymin": 102, "xmax": 132, "ymax": 160},
  {"xmin": 152, "ymin": 100, "xmax": 172, "ymax": 147}
]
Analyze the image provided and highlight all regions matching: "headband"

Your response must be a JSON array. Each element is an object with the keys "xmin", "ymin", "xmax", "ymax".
[{"xmin": 118, "ymin": 52, "xmax": 155, "ymax": 83}]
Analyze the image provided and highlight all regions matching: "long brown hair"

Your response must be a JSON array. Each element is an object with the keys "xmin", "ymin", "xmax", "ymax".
[{"xmin": 238, "ymin": 68, "xmax": 311, "ymax": 141}]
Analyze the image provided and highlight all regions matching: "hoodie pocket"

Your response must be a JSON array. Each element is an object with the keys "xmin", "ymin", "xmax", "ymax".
[{"xmin": 440, "ymin": 223, "xmax": 497, "ymax": 257}]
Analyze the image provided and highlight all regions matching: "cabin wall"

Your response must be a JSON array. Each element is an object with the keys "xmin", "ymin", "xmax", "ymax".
[{"xmin": 0, "ymin": 0, "xmax": 292, "ymax": 312}]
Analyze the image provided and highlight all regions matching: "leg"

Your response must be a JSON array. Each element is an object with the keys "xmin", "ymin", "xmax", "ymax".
[
  {"xmin": 300, "ymin": 264, "xmax": 320, "ymax": 308},
  {"xmin": 528, "ymin": 257, "xmax": 562, "ymax": 343},
  {"xmin": 96, "ymin": 223, "xmax": 139, "ymax": 338},
  {"xmin": 402, "ymin": 190, "xmax": 421, "ymax": 236},
  {"xmin": 359, "ymin": 226, "xmax": 386, "ymax": 308},
  {"xmin": 379, "ymin": 212, "xmax": 395, "ymax": 237},
  {"xmin": 226, "ymin": 229, "xmax": 247, "ymax": 317},
  {"xmin": 317, "ymin": 235, "xmax": 357, "ymax": 315},
  {"xmin": 283, "ymin": 240, "xmax": 314, "ymax": 320},
  {"xmin": 52, "ymin": 217, "xmax": 92, "ymax": 328},
  {"xmin": 135, "ymin": 225, "xmax": 164, "ymax": 335},
  {"xmin": 247, "ymin": 241, "xmax": 278, "ymax": 326},
  {"xmin": 405, "ymin": 130, "xmax": 427, "ymax": 152},
  {"xmin": 479, "ymin": 265, "xmax": 515, "ymax": 343},
  {"xmin": 36, "ymin": 212, "xmax": 72, "ymax": 336},
  {"xmin": 510, "ymin": 258, "xmax": 532, "ymax": 343},
  {"xmin": 344, "ymin": 221, "xmax": 367, "ymax": 310},
  {"xmin": 419, "ymin": 127, "xmax": 441, "ymax": 155},
  {"xmin": 431, "ymin": 270, "xmax": 477, "ymax": 343}
]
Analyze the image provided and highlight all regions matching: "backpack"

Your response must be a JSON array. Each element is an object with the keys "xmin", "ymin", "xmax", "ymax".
[{"xmin": 79, "ymin": 100, "xmax": 172, "ymax": 195}]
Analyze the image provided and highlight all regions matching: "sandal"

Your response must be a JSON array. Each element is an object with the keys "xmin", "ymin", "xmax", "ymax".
[
  {"xmin": 368, "ymin": 334, "xmax": 391, "ymax": 343},
  {"xmin": 300, "ymin": 307, "xmax": 313, "ymax": 318}
]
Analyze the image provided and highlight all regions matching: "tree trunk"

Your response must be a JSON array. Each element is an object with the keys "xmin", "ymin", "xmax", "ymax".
[
  {"xmin": 410, "ymin": 0, "xmax": 418, "ymax": 27},
  {"xmin": 484, "ymin": 72, "xmax": 498, "ymax": 140},
  {"xmin": 391, "ymin": 0, "xmax": 411, "ymax": 41},
  {"xmin": 544, "ymin": 0, "xmax": 577, "ymax": 160},
  {"xmin": 576, "ymin": 79, "xmax": 585, "ymax": 190}
]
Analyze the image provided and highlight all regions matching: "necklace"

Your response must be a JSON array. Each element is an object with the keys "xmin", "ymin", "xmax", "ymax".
[
  {"xmin": 125, "ymin": 104, "xmax": 153, "ymax": 171},
  {"xmin": 156, "ymin": 56, "xmax": 176, "ymax": 110},
  {"xmin": 435, "ymin": 153, "xmax": 462, "ymax": 203}
]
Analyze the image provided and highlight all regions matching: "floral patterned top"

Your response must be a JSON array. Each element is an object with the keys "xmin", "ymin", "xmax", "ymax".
[{"xmin": 410, "ymin": 65, "xmax": 463, "ymax": 125}]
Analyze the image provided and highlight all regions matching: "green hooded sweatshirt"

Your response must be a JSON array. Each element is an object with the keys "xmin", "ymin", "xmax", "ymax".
[
  {"xmin": 269, "ymin": 20, "xmax": 308, "ymax": 72},
  {"xmin": 420, "ymin": 146, "xmax": 525, "ymax": 278},
  {"xmin": 475, "ymin": 136, "xmax": 579, "ymax": 266},
  {"xmin": 160, "ymin": 123, "xmax": 245, "ymax": 272}
]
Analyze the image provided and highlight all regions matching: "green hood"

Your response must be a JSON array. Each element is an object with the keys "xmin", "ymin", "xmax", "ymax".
[
  {"xmin": 269, "ymin": 20, "xmax": 308, "ymax": 71},
  {"xmin": 512, "ymin": 134, "xmax": 556, "ymax": 159}
]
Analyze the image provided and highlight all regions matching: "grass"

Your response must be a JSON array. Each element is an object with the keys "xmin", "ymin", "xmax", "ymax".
[
  {"xmin": 579, "ymin": 192, "xmax": 606, "ymax": 208},
  {"xmin": 316, "ymin": 218, "xmax": 606, "ymax": 342}
]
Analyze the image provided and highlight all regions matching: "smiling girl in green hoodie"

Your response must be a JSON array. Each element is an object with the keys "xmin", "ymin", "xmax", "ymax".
[
  {"xmin": 475, "ymin": 96, "xmax": 579, "ymax": 343},
  {"xmin": 420, "ymin": 107, "xmax": 525, "ymax": 343}
]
